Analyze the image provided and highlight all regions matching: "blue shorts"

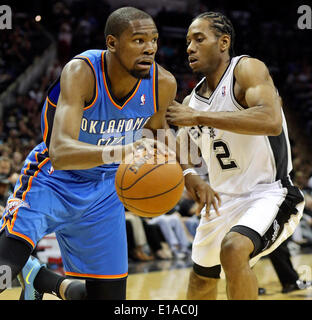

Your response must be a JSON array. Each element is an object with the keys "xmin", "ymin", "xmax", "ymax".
[{"xmin": 0, "ymin": 143, "xmax": 128, "ymax": 280}]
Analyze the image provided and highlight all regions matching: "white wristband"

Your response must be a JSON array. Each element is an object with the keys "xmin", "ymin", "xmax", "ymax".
[{"xmin": 183, "ymin": 168, "xmax": 197, "ymax": 176}]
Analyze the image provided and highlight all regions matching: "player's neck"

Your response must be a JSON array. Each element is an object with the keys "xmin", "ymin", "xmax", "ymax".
[
  {"xmin": 204, "ymin": 57, "xmax": 231, "ymax": 91},
  {"xmin": 105, "ymin": 53, "xmax": 139, "ymax": 99}
]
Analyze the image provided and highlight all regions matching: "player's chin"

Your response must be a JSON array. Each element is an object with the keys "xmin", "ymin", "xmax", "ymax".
[
  {"xmin": 130, "ymin": 68, "xmax": 151, "ymax": 80},
  {"xmin": 189, "ymin": 63, "xmax": 200, "ymax": 73}
]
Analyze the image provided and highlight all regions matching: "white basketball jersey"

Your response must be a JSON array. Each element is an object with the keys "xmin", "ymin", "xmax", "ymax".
[{"xmin": 187, "ymin": 55, "xmax": 293, "ymax": 194}]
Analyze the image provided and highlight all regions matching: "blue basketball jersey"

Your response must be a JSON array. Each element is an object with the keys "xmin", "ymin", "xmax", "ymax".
[
  {"xmin": 0, "ymin": 50, "xmax": 159, "ymax": 277},
  {"xmin": 41, "ymin": 49, "xmax": 159, "ymax": 178}
]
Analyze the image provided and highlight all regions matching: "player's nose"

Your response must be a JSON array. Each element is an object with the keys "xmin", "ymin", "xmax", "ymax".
[
  {"xmin": 143, "ymin": 41, "xmax": 156, "ymax": 55},
  {"xmin": 187, "ymin": 41, "xmax": 196, "ymax": 54}
]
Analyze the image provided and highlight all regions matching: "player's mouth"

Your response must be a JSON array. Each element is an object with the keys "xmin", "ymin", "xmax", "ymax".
[
  {"xmin": 136, "ymin": 59, "xmax": 153, "ymax": 70},
  {"xmin": 188, "ymin": 56, "xmax": 199, "ymax": 67}
]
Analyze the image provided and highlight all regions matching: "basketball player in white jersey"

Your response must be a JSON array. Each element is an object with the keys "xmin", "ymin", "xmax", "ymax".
[{"xmin": 166, "ymin": 12, "xmax": 305, "ymax": 300}]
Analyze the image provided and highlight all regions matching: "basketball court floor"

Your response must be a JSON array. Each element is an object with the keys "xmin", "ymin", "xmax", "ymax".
[{"xmin": 1, "ymin": 248, "xmax": 312, "ymax": 300}]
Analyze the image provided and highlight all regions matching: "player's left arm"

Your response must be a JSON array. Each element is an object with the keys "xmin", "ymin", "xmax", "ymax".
[{"xmin": 167, "ymin": 58, "xmax": 283, "ymax": 136}]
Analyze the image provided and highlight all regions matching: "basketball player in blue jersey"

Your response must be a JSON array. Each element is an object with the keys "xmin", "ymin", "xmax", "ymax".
[
  {"xmin": 0, "ymin": 7, "xmax": 182, "ymax": 300},
  {"xmin": 166, "ymin": 12, "xmax": 305, "ymax": 299}
]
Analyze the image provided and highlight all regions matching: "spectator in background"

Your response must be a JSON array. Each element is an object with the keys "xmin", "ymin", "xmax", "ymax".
[
  {"xmin": 141, "ymin": 219, "xmax": 173, "ymax": 260},
  {"xmin": 259, "ymin": 239, "xmax": 312, "ymax": 295},
  {"xmin": 177, "ymin": 191, "xmax": 199, "ymax": 238},
  {"xmin": 0, "ymin": 156, "xmax": 17, "ymax": 193},
  {"xmin": 0, "ymin": 14, "xmax": 51, "ymax": 94},
  {"xmin": 0, "ymin": 175, "xmax": 10, "ymax": 218},
  {"xmin": 147, "ymin": 209, "xmax": 191, "ymax": 259},
  {"xmin": 291, "ymin": 171, "xmax": 312, "ymax": 247},
  {"xmin": 0, "ymin": 145, "xmax": 12, "ymax": 158},
  {"xmin": 11, "ymin": 151, "xmax": 23, "ymax": 173},
  {"xmin": 0, "ymin": 156, "xmax": 12, "ymax": 178},
  {"xmin": 125, "ymin": 211, "xmax": 154, "ymax": 262}
]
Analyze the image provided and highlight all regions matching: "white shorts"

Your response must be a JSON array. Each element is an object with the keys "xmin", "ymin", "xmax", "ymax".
[{"xmin": 192, "ymin": 177, "xmax": 304, "ymax": 278}]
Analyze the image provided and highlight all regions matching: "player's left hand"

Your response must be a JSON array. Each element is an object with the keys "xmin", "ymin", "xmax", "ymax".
[{"xmin": 166, "ymin": 101, "xmax": 200, "ymax": 126}]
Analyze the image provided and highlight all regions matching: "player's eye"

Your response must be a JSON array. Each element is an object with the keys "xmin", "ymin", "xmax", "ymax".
[{"xmin": 134, "ymin": 39, "xmax": 144, "ymax": 44}]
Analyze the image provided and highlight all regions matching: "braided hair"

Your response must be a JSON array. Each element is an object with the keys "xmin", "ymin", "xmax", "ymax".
[{"xmin": 195, "ymin": 12, "xmax": 235, "ymax": 57}]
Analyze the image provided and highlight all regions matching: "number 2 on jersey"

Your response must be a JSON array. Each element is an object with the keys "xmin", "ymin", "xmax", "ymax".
[{"xmin": 213, "ymin": 140, "xmax": 238, "ymax": 170}]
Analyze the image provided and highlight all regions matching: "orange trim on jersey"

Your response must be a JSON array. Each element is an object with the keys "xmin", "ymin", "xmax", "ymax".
[
  {"xmin": 13, "ymin": 148, "xmax": 49, "ymax": 200},
  {"xmin": 0, "ymin": 221, "xmax": 5, "ymax": 232},
  {"xmin": 23, "ymin": 161, "xmax": 31, "ymax": 175},
  {"xmin": 1, "ymin": 206, "xmax": 35, "ymax": 249},
  {"xmin": 43, "ymin": 100, "xmax": 49, "ymax": 143},
  {"xmin": 74, "ymin": 55, "xmax": 99, "ymax": 110},
  {"xmin": 21, "ymin": 157, "xmax": 50, "ymax": 201},
  {"xmin": 101, "ymin": 51, "xmax": 142, "ymax": 110},
  {"xmin": 21, "ymin": 176, "xmax": 34, "ymax": 201},
  {"xmin": 7, "ymin": 227, "xmax": 35, "ymax": 249},
  {"xmin": 47, "ymin": 96, "xmax": 57, "ymax": 108},
  {"xmin": 1, "ymin": 219, "xmax": 35, "ymax": 249},
  {"xmin": 65, "ymin": 271, "xmax": 128, "ymax": 279},
  {"xmin": 0, "ymin": 213, "xmax": 7, "ymax": 231},
  {"xmin": 13, "ymin": 147, "xmax": 48, "ymax": 198},
  {"xmin": 36, "ymin": 157, "xmax": 50, "ymax": 175},
  {"xmin": 13, "ymin": 174, "xmax": 23, "ymax": 198},
  {"xmin": 0, "ymin": 198, "xmax": 16, "ymax": 228},
  {"xmin": 152, "ymin": 62, "xmax": 157, "ymax": 113},
  {"xmin": 9, "ymin": 202, "xmax": 20, "ymax": 229},
  {"xmin": 4, "ymin": 154, "xmax": 50, "ymax": 244}
]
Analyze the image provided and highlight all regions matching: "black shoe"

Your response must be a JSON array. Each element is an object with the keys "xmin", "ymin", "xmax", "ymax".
[
  {"xmin": 282, "ymin": 280, "xmax": 312, "ymax": 293},
  {"xmin": 258, "ymin": 287, "xmax": 266, "ymax": 295}
]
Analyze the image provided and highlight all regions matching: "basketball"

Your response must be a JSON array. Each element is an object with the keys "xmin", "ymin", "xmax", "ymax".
[{"xmin": 115, "ymin": 150, "xmax": 185, "ymax": 217}]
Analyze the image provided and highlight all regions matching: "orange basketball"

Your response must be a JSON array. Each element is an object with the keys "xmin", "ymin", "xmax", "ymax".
[{"xmin": 115, "ymin": 151, "xmax": 184, "ymax": 217}]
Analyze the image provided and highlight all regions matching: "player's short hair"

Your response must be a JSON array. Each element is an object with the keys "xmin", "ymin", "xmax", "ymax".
[
  {"xmin": 195, "ymin": 11, "xmax": 236, "ymax": 57},
  {"xmin": 104, "ymin": 7, "xmax": 154, "ymax": 39}
]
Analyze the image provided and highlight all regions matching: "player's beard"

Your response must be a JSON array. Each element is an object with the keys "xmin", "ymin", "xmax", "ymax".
[
  {"xmin": 129, "ymin": 68, "xmax": 151, "ymax": 80},
  {"xmin": 115, "ymin": 54, "xmax": 151, "ymax": 79}
]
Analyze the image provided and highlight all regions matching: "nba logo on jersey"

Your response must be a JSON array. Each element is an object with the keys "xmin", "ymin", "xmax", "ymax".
[
  {"xmin": 140, "ymin": 94, "xmax": 146, "ymax": 105},
  {"xmin": 48, "ymin": 166, "xmax": 55, "ymax": 175},
  {"xmin": 222, "ymin": 86, "xmax": 226, "ymax": 97}
]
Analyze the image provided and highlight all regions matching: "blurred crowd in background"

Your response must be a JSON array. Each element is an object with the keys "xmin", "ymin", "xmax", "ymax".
[{"xmin": 0, "ymin": 0, "xmax": 312, "ymax": 263}]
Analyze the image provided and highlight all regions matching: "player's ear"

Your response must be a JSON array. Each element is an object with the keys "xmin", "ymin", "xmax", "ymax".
[
  {"xmin": 106, "ymin": 35, "xmax": 118, "ymax": 53},
  {"xmin": 219, "ymin": 34, "xmax": 230, "ymax": 53}
]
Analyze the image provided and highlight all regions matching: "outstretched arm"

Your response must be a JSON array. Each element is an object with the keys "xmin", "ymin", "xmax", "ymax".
[{"xmin": 166, "ymin": 58, "xmax": 283, "ymax": 136}]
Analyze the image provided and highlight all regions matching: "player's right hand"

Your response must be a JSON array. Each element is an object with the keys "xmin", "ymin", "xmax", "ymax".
[
  {"xmin": 184, "ymin": 173, "xmax": 221, "ymax": 216},
  {"xmin": 123, "ymin": 138, "xmax": 174, "ymax": 164}
]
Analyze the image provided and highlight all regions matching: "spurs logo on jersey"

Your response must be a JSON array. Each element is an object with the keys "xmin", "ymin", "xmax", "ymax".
[{"xmin": 187, "ymin": 55, "xmax": 293, "ymax": 194}]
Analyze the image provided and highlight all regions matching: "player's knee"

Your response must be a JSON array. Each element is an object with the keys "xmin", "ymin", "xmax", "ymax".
[{"xmin": 220, "ymin": 232, "xmax": 253, "ymax": 271}]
